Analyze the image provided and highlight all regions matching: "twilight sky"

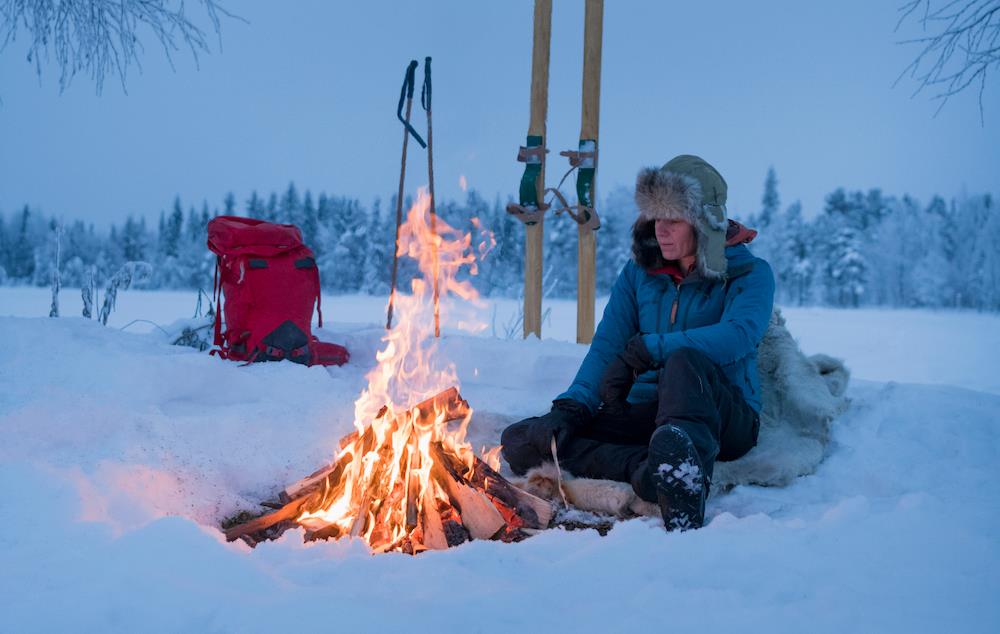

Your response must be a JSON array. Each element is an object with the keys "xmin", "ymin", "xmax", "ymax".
[{"xmin": 1, "ymin": 0, "xmax": 997, "ymax": 227}]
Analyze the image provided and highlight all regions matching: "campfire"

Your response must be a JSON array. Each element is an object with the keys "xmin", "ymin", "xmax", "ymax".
[{"xmin": 225, "ymin": 193, "xmax": 552, "ymax": 552}]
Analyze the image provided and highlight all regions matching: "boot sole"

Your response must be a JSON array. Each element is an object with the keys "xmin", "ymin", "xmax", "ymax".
[{"xmin": 648, "ymin": 425, "xmax": 706, "ymax": 531}]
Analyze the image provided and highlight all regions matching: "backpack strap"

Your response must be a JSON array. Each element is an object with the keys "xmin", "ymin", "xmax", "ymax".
[
  {"xmin": 314, "ymin": 268, "xmax": 323, "ymax": 328},
  {"xmin": 210, "ymin": 256, "xmax": 229, "ymax": 358}
]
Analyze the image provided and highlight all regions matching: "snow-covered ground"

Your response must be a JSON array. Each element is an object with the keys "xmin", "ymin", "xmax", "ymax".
[{"xmin": 1, "ymin": 287, "xmax": 998, "ymax": 632}]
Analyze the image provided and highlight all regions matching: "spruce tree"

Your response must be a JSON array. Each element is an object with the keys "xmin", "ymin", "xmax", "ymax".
[
  {"xmin": 301, "ymin": 190, "xmax": 319, "ymax": 250},
  {"xmin": 163, "ymin": 197, "xmax": 183, "ymax": 257},
  {"xmin": 760, "ymin": 167, "xmax": 779, "ymax": 229},
  {"xmin": 825, "ymin": 224, "xmax": 867, "ymax": 307},
  {"xmin": 265, "ymin": 192, "xmax": 279, "ymax": 222},
  {"xmin": 246, "ymin": 191, "xmax": 264, "ymax": 219},
  {"xmin": 223, "ymin": 192, "xmax": 236, "ymax": 216},
  {"xmin": 12, "ymin": 206, "xmax": 36, "ymax": 280},
  {"xmin": 0, "ymin": 213, "xmax": 9, "ymax": 280},
  {"xmin": 279, "ymin": 182, "xmax": 302, "ymax": 226}
]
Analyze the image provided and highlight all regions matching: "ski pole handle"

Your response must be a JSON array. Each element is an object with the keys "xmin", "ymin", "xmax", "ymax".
[
  {"xmin": 397, "ymin": 59, "xmax": 418, "ymax": 123},
  {"xmin": 396, "ymin": 59, "xmax": 427, "ymax": 148},
  {"xmin": 405, "ymin": 59, "xmax": 418, "ymax": 100},
  {"xmin": 422, "ymin": 56, "xmax": 432, "ymax": 111}
]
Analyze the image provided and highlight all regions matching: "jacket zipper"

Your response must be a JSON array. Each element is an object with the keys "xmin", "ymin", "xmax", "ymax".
[{"xmin": 668, "ymin": 280, "xmax": 681, "ymax": 330}]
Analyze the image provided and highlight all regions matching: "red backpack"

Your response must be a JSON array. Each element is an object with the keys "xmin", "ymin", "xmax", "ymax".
[{"xmin": 207, "ymin": 216, "xmax": 349, "ymax": 366}]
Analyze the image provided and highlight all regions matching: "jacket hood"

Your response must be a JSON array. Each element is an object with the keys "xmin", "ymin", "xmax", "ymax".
[{"xmin": 634, "ymin": 157, "xmax": 730, "ymax": 278}]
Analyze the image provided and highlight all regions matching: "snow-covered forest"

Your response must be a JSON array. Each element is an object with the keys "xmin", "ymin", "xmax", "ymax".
[{"xmin": 1, "ymin": 170, "xmax": 997, "ymax": 311}]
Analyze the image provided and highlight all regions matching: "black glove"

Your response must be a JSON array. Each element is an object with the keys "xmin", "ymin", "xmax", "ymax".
[
  {"xmin": 599, "ymin": 335, "xmax": 656, "ymax": 411},
  {"xmin": 523, "ymin": 398, "xmax": 591, "ymax": 455}
]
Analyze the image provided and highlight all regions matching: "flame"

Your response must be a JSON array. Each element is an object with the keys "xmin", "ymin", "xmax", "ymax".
[
  {"xmin": 458, "ymin": 174, "xmax": 468, "ymax": 192},
  {"xmin": 297, "ymin": 191, "xmax": 493, "ymax": 551}
]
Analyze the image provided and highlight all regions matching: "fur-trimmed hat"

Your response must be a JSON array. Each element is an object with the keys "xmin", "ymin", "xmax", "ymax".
[{"xmin": 632, "ymin": 154, "xmax": 730, "ymax": 279}]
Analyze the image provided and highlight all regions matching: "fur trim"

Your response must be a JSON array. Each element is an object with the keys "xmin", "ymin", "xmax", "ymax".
[
  {"xmin": 635, "ymin": 169, "xmax": 702, "ymax": 224},
  {"xmin": 632, "ymin": 167, "xmax": 727, "ymax": 280}
]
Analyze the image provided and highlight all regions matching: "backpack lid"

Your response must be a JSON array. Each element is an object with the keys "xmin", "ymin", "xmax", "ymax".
[{"xmin": 207, "ymin": 216, "xmax": 304, "ymax": 257}]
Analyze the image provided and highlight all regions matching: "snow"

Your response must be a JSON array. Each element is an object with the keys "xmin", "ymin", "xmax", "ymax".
[{"xmin": 1, "ymin": 287, "xmax": 999, "ymax": 632}]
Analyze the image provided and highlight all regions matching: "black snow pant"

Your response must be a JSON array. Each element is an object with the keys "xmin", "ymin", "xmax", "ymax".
[{"xmin": 501, "ymin": 347, "xmax": 760, "ymax": 502}]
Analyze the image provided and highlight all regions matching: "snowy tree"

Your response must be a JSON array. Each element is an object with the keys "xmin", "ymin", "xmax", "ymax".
[
  {"xmin": 0, "ymin": 213, "xmax": 9, "ymax": 281},
  {"xmin": 361, "ymin": 198, "xmax": 391, "ymax": 294},
  {"xmin": 317, "ymin": 195, "xmax": 368, "ymax": 292},
  {"xmin": 544, "ymin": 209, "xmax": 579, "ymax": 297},
  {"xmin": 279, "ymin": 182, "xmax": 302, "ymax": 227},
  {"xmin": 246, "ymin": 191, "xmax": 264, "ymax": 219},
  {"xmin": 825, "ymin": 224, "xmax": 868, "ymax": 307},
  {"xmin": 959, "ymin": 194, "xmax": 1000, "ymax": 310},
  {"xmin": 120, "ymin": 215, "xmax": 149, "ymax": 262},
  {"xmin": 265, "ymin": 192, "xmax": 279, "ymax": 223},
  {"xmin": 223, "ymin": 192, "xmax": 236, "ymax": 216},
  {"xmin": 870, "ymin": 197, "xmax": 916, "ymax": 306},
  {"xmin": 10, "ymin": 206, "xmax": 37, "ymax": 281},
  {"xmin": 161, "ymin": 197, "xmax": 184, "ymax": 257},
  {"xmin": 759, "ymin": 167, "xmax": 780, "ymax": 229},
  {"xmin": 596, "ymin": 185, "xmax": 635, "ymax": 294},
  {"xmin": 301, "ymin": 190, "xmax": 319, "ymax": 251}
]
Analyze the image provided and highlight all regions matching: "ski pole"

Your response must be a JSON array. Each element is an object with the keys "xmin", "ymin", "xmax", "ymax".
[
  {"xmin": 387, "ymin": 60, "xmax": 426, "ymax": 331},
  {"xmin": 422, "ymin": 56, "xmax": 442, "ymax": 338}
]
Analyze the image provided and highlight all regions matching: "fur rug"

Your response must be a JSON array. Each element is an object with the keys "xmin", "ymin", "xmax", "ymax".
[
  {"xmin": 512, "ymin": 307, "xmax": 850, "ymax": 517},
  {"xmin": 715, "ymin": 307, "xmax": 849, "ymax": 490}
]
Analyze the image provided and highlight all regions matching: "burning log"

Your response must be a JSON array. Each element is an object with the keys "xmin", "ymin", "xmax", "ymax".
[
  {"xmin": 224, "ymin": 385, "xmax": 552, "ymax": 551},
  {"xmin": 418, "ymin": 484, "xmax": 449, "ymax": 550},
  {"xmin": 430, "ymin": 443, "xmax": 553, "ymax": 529},
  {"xmin": 430, "ymin": 457, "xmax": 506, "ymax": 540},
  {"xmin": 282, "ymin": 387, "xmax": 469, "ymax": 502}
]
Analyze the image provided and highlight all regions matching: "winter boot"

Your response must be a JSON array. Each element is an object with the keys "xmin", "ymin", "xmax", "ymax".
[{"xmin": 648, "ymin": 425, "xmax": 709, "ymax": 531}]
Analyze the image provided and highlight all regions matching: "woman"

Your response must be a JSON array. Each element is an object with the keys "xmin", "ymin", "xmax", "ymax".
[{"xmin": 501, "ymin": 154, "xmax": 775, "ymax": 531}]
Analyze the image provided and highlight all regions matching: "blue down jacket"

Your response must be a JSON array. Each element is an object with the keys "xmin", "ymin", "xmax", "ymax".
[{"xmin": 557, "ymin": 243, "xmax": 775, "ymax": 413}]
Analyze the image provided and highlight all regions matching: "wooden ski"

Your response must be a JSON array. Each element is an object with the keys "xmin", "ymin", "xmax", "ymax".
[
  {"xmin": 507, "ymin": 0, "xmax": 552, "ymax": 339},
  {"xmin": 575, "ymin": 0, "xmax": 603, "ymax": 345}
]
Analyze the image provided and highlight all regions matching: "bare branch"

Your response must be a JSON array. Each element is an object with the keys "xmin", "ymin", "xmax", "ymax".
[
  {"xmin": 0, "ymin": 0, "xmax": 241, "ymax": 93},
  {"xmin": 896, "ymin": 0, "xmax": 1000, "ymax": 123}
]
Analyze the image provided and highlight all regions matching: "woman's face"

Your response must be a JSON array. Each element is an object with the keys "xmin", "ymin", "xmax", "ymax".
[{"xmin": 654, "ymin": 218, "xmax": 697, "ymax": 262}]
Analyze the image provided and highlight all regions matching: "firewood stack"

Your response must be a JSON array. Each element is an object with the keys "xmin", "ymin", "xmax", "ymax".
[{"xmin": 224, "ymin": 388, "xmax": 553, "ymax": 553}]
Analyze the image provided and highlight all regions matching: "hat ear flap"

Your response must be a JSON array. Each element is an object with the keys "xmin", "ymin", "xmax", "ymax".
[{"xmin": 631, "ymin": 218, "xmax": 663, "ymax": 269}]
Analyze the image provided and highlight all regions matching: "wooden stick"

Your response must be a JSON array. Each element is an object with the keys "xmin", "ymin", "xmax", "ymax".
[{"xmin": 224, "ymin": 494, "xmax": 315, "ymax": 542}]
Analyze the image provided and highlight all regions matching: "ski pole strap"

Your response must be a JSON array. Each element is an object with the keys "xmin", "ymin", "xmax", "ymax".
[
  {"xmin": 421, "ymin": 56, "xmax": 432, "ymax": 112},
  {"xmin": 212, "ymin": 257, "xmax": 224, "ymax": 347},
  {"xmin": 397, "ymin": 60, "xmax": 427, "ymax": 148}
]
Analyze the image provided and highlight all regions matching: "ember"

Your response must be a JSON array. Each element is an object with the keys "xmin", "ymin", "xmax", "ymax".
[{"xmin": 225, "ymin": 193, "xmax": 552, "ymax": 552}]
